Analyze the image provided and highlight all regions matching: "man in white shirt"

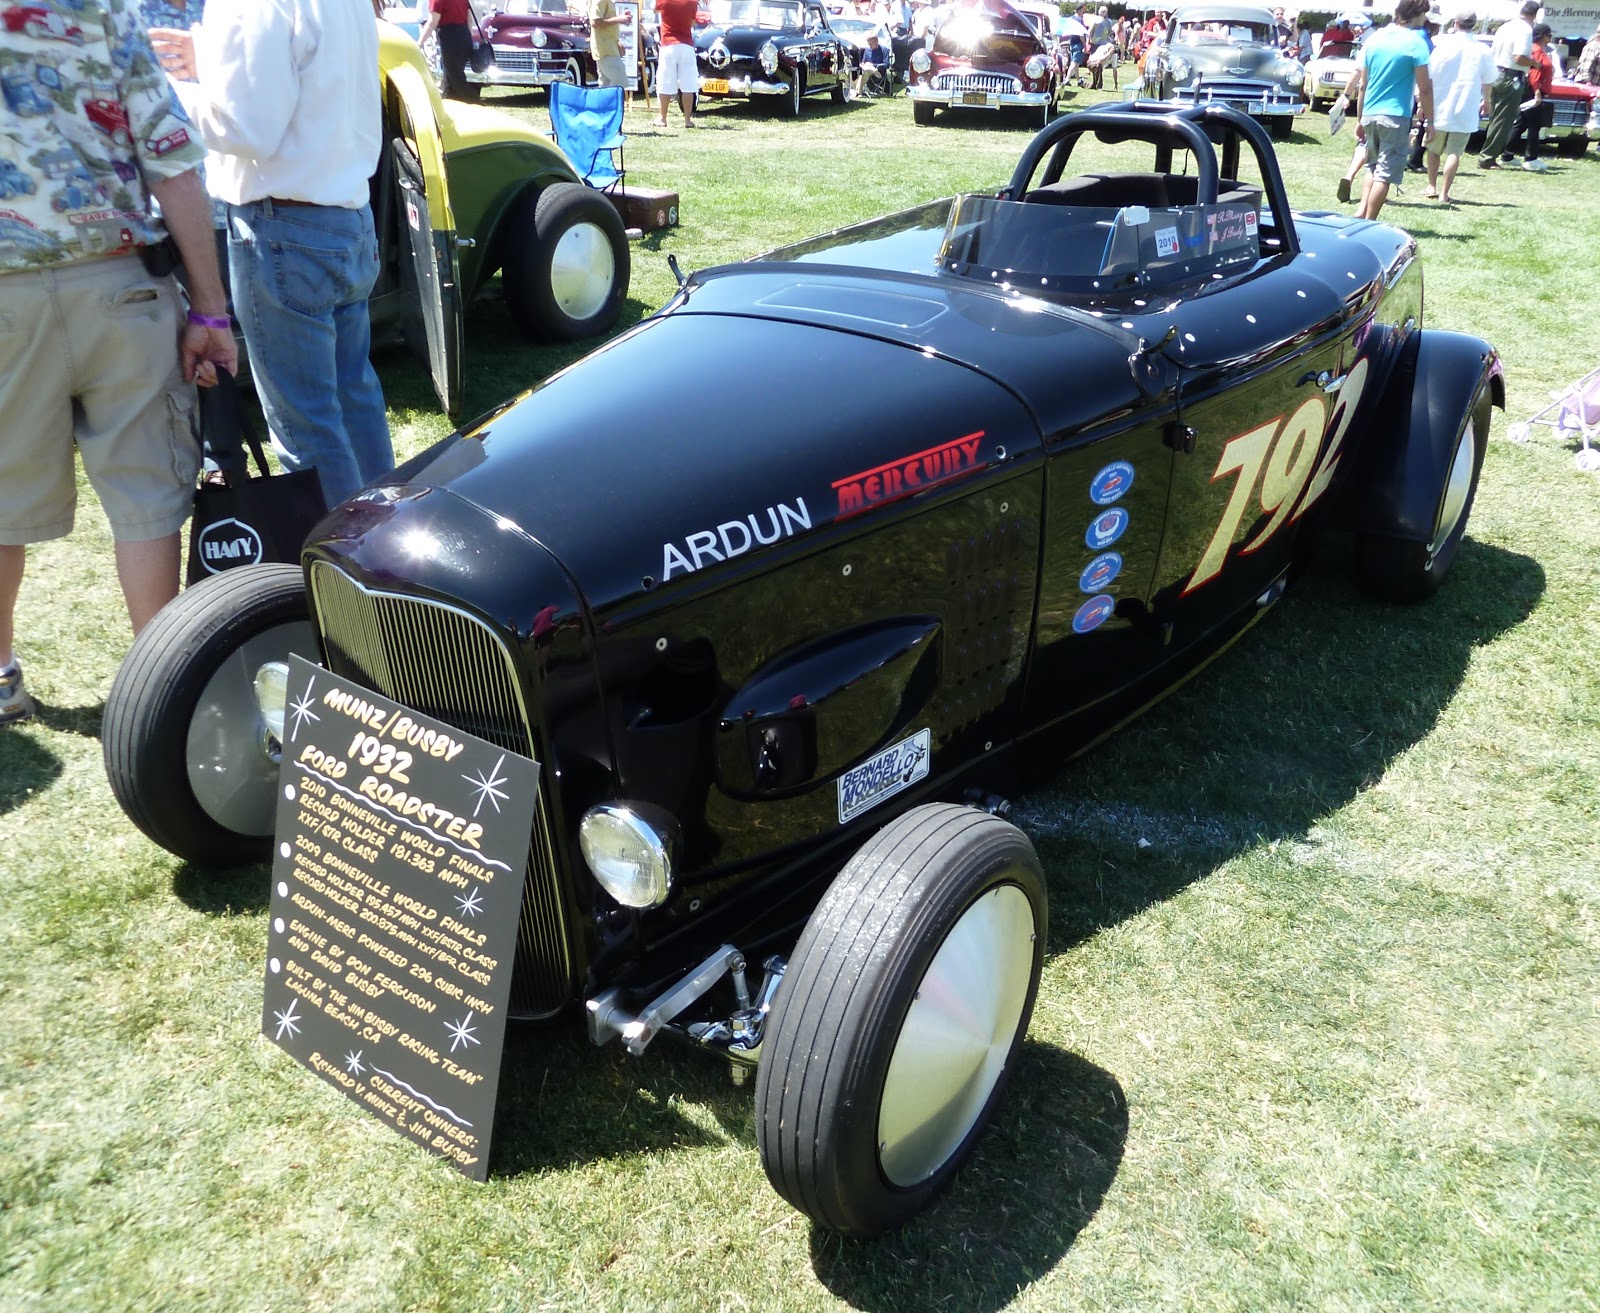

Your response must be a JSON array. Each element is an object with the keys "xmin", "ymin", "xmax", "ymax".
[
  {"xmin": 150, "ymin": 0, "xmax": 393, "ymax": 508},
  {"xmin": 1479, "ymin": 0, "xmax": 1537, "ymax": 168},
  {"xmin": 1426, "ymin": 9, "xmax": 1495, "ymax": 202}
]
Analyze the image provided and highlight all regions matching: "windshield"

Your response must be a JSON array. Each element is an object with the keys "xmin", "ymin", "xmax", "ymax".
[
  {"xmin": 707, "ymin": 0, "xmax": 804, "ymax": 29},
  {"xmin": 937, "ymin": 194, "xmax": 1260, "ymax": 295},
  {"xmin": 1174, "ymin": 19, "xmax": 1273, "ymax": 44}
]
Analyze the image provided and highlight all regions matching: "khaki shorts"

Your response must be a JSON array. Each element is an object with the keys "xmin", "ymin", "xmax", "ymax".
[
  {"xmin": 1427, "ymin": 129, "xmax": 1472, "ymax": 158},
  {"xmin": 0, "ymin": 254, "xmax": 198, "ymax": 545}
]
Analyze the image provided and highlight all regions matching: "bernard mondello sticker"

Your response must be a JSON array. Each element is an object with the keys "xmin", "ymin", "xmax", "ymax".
[{"xmin": 838, "ymin": 729, "xmax": 931, "ymax": 825}]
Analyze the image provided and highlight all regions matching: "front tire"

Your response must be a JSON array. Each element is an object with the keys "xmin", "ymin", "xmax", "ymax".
[
  {"xmin": 1268, "ymin": 114, "xmax": 1293, "ymax": 139},
  {"xmin": 103, "ymin": 565, "xmax": 314, "ymax": 867},
  {"xmin": 1356, "ymin": 379, "xmax": 1490, "ymax": 602},
  {"xmin": 502, "ymin": 182, "xmax": 629, "ymax": 343},
  {"xmin": 785, "ymin": 68, "xmax": 805, "ymax": 115},
  {"xmin": 756, "ymin": 803, "xmax": 1047, "ymax": 1236},
  {"xmin": 913, "ymin": 99, "xmax": 935, "ymax": 125}
]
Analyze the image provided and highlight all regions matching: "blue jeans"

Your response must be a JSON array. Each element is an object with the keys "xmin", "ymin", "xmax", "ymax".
[{"xmin": 227, "ymin": 200, "xmax": 392, "ymax": 508}]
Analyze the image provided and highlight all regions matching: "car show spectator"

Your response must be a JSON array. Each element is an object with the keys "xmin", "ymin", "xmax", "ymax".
[
  {"xmin": 1061, "ymin": 2, "xmax": 1089, "ymax": 85},
  {"xmin": 1425, "ymin": 8, "xmax": 1495, "ymax": 201},
  {"xmin": 1135, "ymin": 8, "xmax": 1168, "ymax": 64},
  {"xmin": 0, "ymin": 0, "xmax": 237, "ymax": 726},
  {"xmin": 854, "ymin": 28, "xmax": 892, "ymax": 94},
  {"xmin": 578, "ymin": 0, "xmax": 630, "ymax": 88},
  {"xmin": 1503, "ymin": 21, "xmax": 1555, "ymax": 170},
  {"xmin": 1345, "ymin": 0, "xmax": 1434, "ymax": 221},
  {"xmin": 653, "ymin": 0, "xmax": 699, "ymax": 126},
  {"xmin": 1290, "ymin": 12, "xmax": 1313, "ymax": 61},
  {"xmin": 1320, "ymin": 12, "xmax": 1358, "ymax": 60},
  {"xmin": 418, "ymin": 0, "xmax": 474, "ymax": 99},
  {"xmin": 1112, "ymin": 11, "xmax": 1129, "ymax": 58},
  {"xmin": 1479, "ymin": 0, "xmax": 1537, "ymax": 168},
  {"xmin": 149, "ymin": 0, "xmax": 394, "ymax": 509},
  {"xmin": 1575, "ymin": 22, "xmax": 1600, "ymax": 83}
]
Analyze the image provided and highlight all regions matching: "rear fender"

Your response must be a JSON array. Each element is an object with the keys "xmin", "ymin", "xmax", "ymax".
[{"xmin": 1334, "ymin": 330, "xmax": 1503, "ymax": 542}]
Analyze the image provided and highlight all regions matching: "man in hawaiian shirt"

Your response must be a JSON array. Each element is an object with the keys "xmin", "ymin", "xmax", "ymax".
[{"xmin": 0, "ymin": 0, "xmax": 236, "ymax": 726}]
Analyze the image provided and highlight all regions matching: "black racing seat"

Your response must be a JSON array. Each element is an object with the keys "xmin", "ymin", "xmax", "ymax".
[{"xmin": 1024, "ymin": 171, "xmax": 1262, "ymax": 210}]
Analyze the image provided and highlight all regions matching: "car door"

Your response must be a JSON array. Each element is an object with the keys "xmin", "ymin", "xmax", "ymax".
[
  {"xmin": 383, "ymin": 61, "xmax": 465, "ymax": 416},
  {"xmin": 1145, "ymin": 263, "xmax": 1355, "ymax": 643}
]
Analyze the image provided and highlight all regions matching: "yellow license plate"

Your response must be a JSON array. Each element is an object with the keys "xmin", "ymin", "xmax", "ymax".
[
  {"xmin": 960, "ymin": 91, "xmax": 992, "ymax": 107},
  {"xmin": 701, "ymin": 78, "xmax": 729, "ymax": 95}
]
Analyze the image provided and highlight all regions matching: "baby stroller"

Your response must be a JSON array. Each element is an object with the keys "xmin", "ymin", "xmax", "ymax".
[{"xmin": 1507, "ymin": 363, "xmax": 1600, "ymax": 473}]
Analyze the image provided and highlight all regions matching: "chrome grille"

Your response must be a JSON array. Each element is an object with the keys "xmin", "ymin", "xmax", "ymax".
[
  {"xmin": 490, "ymin": 46, "xmax": 569, "ymax": 74},
  {"xmin": 1177, "ymin": 80, "xmax": 1298, "ymax": 109},
  {"xmin": 932, "ymin": 71, "xmax": 1020, "ymax": 95},
  {"xmin": 1550, "ymin": 100, "xmax": 1587, "ymax": 128},
  {"xmin": 309, "ymin": 562, "xmax": 574, "ymax": 1020}
]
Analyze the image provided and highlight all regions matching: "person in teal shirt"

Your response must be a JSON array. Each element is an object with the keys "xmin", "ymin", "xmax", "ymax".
[{"xmin": 1347, "ymin": 0, "xmax": 1434, "ymax": 221}]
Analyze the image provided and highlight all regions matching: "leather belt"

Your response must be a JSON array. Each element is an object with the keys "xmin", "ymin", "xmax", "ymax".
[{"xmin": 268, "ymin": 197, "xmax": 315, "ymax": 207}]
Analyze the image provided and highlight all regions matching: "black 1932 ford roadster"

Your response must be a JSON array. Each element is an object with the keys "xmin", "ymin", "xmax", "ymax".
[{"xmin": 104, "ymin": 106, "xmax": 1501, "ymax": 1237}]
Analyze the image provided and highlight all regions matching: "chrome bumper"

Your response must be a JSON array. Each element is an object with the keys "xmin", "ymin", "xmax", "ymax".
[{"xmin": 907, "ymin": 86, "xmax": 1051, "ymax": 109}]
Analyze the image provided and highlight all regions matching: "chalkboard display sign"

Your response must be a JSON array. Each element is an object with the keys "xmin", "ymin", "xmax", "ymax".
[{"xmin": 261, "ymin": 654, "xmax": 538, "ymax": 1181}]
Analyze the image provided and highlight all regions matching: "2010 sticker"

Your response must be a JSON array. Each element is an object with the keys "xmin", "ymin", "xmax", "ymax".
[
  {"xmin": 1079, "ymin": 551, "xmax": 1123, "ymax": 593},
  {"xmin": 1155, "ymin": 226, "xmax": 1180, "ymax": 258},
  {"xmin": 1072, "ymin": 595, "xmax": 1116, "ymax": 634},
  {"xmin": 1089, "ymin": 460, "xmax": 1135, "ymax": 506},
  {"xmin": 1085, "ymin": 506, "xmax": 1129, "ymax": 550},
  {"xmin": 837, "ymin": 728, "xmax": 931, "ymax": 824}
]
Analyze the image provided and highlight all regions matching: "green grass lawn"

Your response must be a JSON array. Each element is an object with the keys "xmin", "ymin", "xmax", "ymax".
[{"xmin": 3, "ymin": 86, "xmax": 1599, "ymax": 1313}]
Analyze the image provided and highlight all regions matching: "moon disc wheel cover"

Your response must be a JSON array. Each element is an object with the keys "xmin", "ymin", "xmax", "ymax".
[
  {"xmin": 185, "ymin": 620, "xmax": 313, "ymax": 837},
  {"xmin": 549, "ymin": 221, "xmax": 617, "ymax": 324},
  {"xmin": 877, "ymin": 882, "xmax": 1037, "ymax": 1187}
]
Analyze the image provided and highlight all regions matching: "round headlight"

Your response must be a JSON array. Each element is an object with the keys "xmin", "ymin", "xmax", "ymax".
[
  {"xmin": 1169, "ymin": 54, "xmax": 1190, "ymax": 81},
  {"xmin": 1024, "ymin": 54, "xmax": 1046, "ymax": 80},
  {"xmin": 760, "ymin": 40, "xmax": 778, "ymax": 74},
  {"xmin": 532, "ymin": 27, "xmax": 547, "ymax": 48},
  {"xmin": 1284, "ymin": 64, "xmax": 1304, "ymax": 89},
  {"xmin": 579, "ymin": 804, "xmax": 676, "ymax": 909},
  {"xmin": 910, "ymin": 47, "xmax": 930, "ymax": 73}
]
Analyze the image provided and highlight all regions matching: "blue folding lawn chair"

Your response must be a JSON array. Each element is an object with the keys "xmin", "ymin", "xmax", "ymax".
[{"xmin": 548, "ymin": 81, "xmax": 626, "ymax": 194}]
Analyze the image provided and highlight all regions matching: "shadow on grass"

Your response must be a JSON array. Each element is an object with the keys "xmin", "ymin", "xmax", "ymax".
[
  {"xmin": 1022, "ymin": 536, "xmax": 1545, "ymax": 956},
  {"xmin": 0, "ymin": 724, "xmax": 62, "ymax": 816},
  {"xmin": 489, "ymin": 1020, "xmax": 755, "ymax": 1171},
  {"xmin": 809, "ymin": 1043, "xmax": 1126, "ymax": 1313},
  {"xmin": 173, "ymin": 859, "xmax": 272, "ymax": 916}
]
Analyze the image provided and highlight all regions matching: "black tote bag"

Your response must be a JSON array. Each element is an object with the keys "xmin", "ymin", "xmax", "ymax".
[{"xmin": 185, "ymin": 372, "xmax": 328, "ymax": 585}]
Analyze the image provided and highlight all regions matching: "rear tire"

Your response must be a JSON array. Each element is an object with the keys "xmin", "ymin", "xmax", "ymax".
[
  {"xmin": 502, "ymin": 182, "xmax": 629, "ymax": 342},
  {"xmin": 1356, "ymin": 379, "xmax": 1490, "ymax": 602},
  {"xmin": 103, "ymin": 565, "xmax": 314, "ymax": 867},
  {"xmin": 756, "ymin": 803, "xmax": 1047, "ymax": 1236}
]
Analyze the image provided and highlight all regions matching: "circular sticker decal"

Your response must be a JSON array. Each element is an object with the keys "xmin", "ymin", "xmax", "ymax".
[
  {"xmin": 1085, "ymin": 506, "xmax": 1129, "ymax": 550},
  {"xmin": 1079, "ymin": 551, "xmax": 1123, "ymax": 593},
  {"xmin": 1072, "ymin": 594, "xmax": 1116, "ymax": 634},
  {"xmin": 1089, "ymin": 460, "xmax": 1136, "ymax": 506}
]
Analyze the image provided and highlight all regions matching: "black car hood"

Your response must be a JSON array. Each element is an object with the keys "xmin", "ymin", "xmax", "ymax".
[
  {"xmin": 696, "ymin": 25, "xmax": 794, "ymax": 56},
  {"xmin": 356, "ymin": 270, "xmax": 1148, "ymax": 618}
]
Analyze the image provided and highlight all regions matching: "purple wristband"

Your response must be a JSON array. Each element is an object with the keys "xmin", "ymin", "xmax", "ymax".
[{"xmin": 187, "ymin": 310, "xmax": 232, "ymax": 329}]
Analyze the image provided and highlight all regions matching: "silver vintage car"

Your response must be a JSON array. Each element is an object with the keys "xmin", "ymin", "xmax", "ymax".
[{"xmin": 1140, "ymin": 3, "xmax": 1306, "ymax": 137}]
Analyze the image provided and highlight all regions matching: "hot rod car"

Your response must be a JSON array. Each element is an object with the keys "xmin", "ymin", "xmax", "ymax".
[
  {"xmin": 366, "ymin": 20, "xmax": 632, "ymax": 413},
  {"xmin": 104, "ymin": 105, "xmax": 1500, "ymax": 1236}
]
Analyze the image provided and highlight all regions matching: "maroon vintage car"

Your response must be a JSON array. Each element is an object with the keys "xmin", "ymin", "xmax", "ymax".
[
  {"xmin": 1544, "ymin": 76, "xmax": 1599, "ymax": 156},
  {"xmin": 907, "ymin": 0, "xmax": 1061, "ymax": 128},
  {"xmin": 467, "ymin": 0, "xmax": 598, "ymax": 95}
]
